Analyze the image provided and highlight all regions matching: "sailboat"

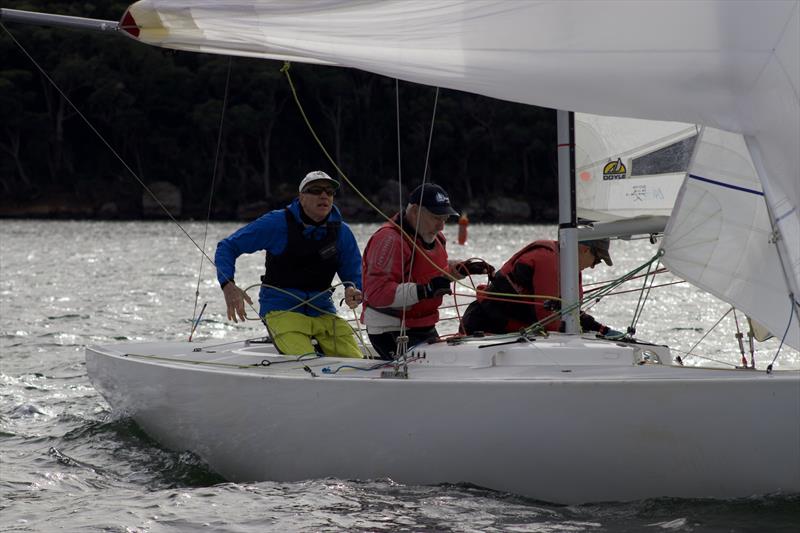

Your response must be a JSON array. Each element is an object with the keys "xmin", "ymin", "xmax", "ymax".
[{"xmin": 3, "ymin": 1, "xmax": 798, "ymax": 504}]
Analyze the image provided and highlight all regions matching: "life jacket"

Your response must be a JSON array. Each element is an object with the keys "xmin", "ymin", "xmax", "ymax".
[
  {"xmin": 261, "ymin": 209, "xmax": 340, "ymax": 292},
  {"xmin": 364, "ymin": 213, "xmax": 449, "ymax": 328},
  {"xmin": 473, "ymin": 240, "xmax": 565, "ymax": 332}
]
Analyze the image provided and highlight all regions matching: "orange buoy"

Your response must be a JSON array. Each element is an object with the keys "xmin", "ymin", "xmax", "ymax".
[{"xmin": 457, "ymin": 213, "xmax": 469, "ymax": 245}]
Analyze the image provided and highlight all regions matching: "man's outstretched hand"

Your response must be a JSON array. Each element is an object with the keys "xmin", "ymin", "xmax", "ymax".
[{"xmin": 223, "ymin": 282, "xmax": 253, "ymax": 323}]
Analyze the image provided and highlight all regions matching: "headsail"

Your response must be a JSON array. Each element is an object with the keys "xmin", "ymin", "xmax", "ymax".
[{"xmin": 662, "ymin": 127, "xmax": 800, "ymax": 350}]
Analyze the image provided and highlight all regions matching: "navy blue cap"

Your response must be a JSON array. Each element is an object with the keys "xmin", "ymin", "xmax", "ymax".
[{"xmin": 408, "ymin": 183, "xmax": 459, "ymax": 216}]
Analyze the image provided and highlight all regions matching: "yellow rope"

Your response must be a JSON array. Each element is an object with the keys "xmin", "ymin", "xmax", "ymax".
[{"xmin": 280, "ymin": 61, "xmax": 557, "ymax": 305}]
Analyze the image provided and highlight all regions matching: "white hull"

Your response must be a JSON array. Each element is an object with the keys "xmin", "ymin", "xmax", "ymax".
[{"xmin": 86, "ymin": 335, "xmax": 800, "ymax": 504}]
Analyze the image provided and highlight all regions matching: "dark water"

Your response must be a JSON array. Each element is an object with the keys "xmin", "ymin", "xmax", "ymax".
[{"xmin": 2, "ymin": 220, "xmax": 798, "ymax": 532}]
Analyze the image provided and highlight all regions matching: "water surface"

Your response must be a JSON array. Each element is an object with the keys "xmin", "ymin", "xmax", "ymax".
[{"xmin": 1, "ymin": 220, "xmax": 797, "ymax": 532}]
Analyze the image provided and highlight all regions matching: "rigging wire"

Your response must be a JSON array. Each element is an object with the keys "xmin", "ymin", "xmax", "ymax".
[
  {"xmin": 684, "ymin": 306, "xmax": 734, "ymax": 359},
  {"xmin": 627, "ymin": 256, "xmax": 661, "ymax": 335},
  {"xmin": 666, "ymin": 347, "xmax": 738, "ymax": 368},
  {"xmin": 584, "ymin": 267, "xmax": 669, "ymax": 289},
  {"xmin": 2, "ymin": 22, "xmax": 266, "ymax": 327},
  {"xmin": 395, "ymin": 78, "xmax": 409, "ymax": 357},
  {"xmin": 767, "ymin": 296, "xmax": 797, "ymax": 373},
  {"xmin": 190, "ymin": 57, "xmax": 233, "ymax": 334},
  {"xmin": 2, "ymin": 23, "xmax": 205, "ymax": 260},
  {"xmin": 400, "ymin": 85, "xmax": 440, "ymax": 358}
]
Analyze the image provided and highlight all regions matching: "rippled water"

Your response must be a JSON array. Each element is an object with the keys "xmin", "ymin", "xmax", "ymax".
[{"xmin": 1, "ymin": 220, "xmax": 798, "ymax": 532}]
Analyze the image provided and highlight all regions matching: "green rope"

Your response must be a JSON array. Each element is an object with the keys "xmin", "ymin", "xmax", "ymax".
[{"xmin": 523, "ymin": 250, "xmax": 666, "ymax": 336}]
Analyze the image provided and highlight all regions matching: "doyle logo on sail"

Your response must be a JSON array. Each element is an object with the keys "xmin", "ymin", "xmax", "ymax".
[{"xmin": 602, "ymin": 158, "xmax": 627, "ymax": 180}]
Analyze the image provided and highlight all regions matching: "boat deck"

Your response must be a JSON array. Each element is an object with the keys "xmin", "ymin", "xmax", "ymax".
[{"xmin": 88, "ymin": 334, "xmax": 795, "ymax": 383}]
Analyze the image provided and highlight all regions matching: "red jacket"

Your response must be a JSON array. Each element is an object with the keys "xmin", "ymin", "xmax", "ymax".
[
  {"xmin": 362, "ymin": 213, "xmax": 449, "ymax": 328},
  {"xmin": 483, "ymin": 240, "xmax": 583, "ymax": 332}
]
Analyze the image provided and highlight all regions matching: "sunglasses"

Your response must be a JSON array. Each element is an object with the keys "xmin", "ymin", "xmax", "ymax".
[{"xmin": 303, "ymin": 186, "xmax": 337, "ymax": 196}]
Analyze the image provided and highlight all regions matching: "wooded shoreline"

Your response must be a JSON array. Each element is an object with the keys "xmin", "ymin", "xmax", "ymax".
[{"xmin": 1, "ymin": 1, "xmax": 558, "ymax": 223}]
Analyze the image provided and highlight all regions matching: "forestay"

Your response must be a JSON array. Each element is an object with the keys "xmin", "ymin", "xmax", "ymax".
[{"xmin": 120, "ymin": 0, "xmax": 800, "ymax": 347}]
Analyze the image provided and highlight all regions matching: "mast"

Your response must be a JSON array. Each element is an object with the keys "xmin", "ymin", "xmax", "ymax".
[{"xmin": 557, "ymin": 110, "xmax": 579, "ymax": 334}]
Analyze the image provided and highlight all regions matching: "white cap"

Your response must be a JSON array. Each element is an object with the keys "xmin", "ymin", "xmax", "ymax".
[{"xmin": 298, "ymin": 171, "xmax": 340, "ymax": 192}]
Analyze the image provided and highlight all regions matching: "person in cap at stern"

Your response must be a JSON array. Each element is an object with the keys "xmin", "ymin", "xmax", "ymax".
[
  {"xmin": 215, "ymin": 170, "xmax": 364, "ymax": 357},
  {"xmin": 361, "ymin": 183, "xmax": 495, "ymax": 359}
]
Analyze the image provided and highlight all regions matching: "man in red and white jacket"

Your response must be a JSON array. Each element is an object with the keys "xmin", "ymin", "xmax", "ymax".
[{"xmin": 362, "ymin": 183, "xmax": 493, "ymax": 359}]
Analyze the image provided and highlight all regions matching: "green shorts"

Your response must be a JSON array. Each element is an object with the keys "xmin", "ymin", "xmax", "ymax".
[{"xmin": 265, "ymin": 310, "xmax": 363, "ymax": 358}]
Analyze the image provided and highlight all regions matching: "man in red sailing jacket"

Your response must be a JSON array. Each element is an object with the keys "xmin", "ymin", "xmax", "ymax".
[
  {"xmin": 362, "ymin": 183, "xmax": 494, "ymax": 359},
  {"xmin": 460, "ymin": 238, "xmax": 620, "ymax": 336}
]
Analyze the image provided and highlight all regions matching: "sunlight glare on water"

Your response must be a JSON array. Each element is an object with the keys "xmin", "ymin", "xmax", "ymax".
[{"xmin": 1, "ymin": 220, "xmax": 798, "ymax": 532}]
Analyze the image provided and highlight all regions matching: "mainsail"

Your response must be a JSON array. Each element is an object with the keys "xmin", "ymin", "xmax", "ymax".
[{"xmin": 117, "ymin": 0, "xmax": 799, "ymax": 348}]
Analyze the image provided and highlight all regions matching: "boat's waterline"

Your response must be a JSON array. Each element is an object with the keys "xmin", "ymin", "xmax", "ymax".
[{"xmin": 86, "ymin": 335, "xmax": 800, "ymax": 504}]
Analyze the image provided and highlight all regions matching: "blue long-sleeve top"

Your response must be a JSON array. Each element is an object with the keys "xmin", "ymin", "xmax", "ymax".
[{"xmin": 215, "ymin": 199, "xmax": 362, "ymax": 317}]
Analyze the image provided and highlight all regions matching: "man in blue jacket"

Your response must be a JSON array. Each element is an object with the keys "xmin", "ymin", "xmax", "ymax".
[{"xmin": 215, "ymin": 171, "xmax": 364, "ymax": 357}]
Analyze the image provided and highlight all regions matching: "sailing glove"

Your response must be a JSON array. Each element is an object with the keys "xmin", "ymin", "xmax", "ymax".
[{"xmin": 417, "ymin": 276, "xmax": 452, "ymax": 299}]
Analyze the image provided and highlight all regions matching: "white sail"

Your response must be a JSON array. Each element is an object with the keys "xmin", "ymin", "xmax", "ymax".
[
  {"xmin": 575, "ymin": 113, "xmax": 696, "ymax": 222},
  {"xmin": 662, "ymin": 127, "xmax": 800, "ymax": 350},
  {"xmin": 119, "ymin": 1, "xmax": 800, "ymax": 326}
]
